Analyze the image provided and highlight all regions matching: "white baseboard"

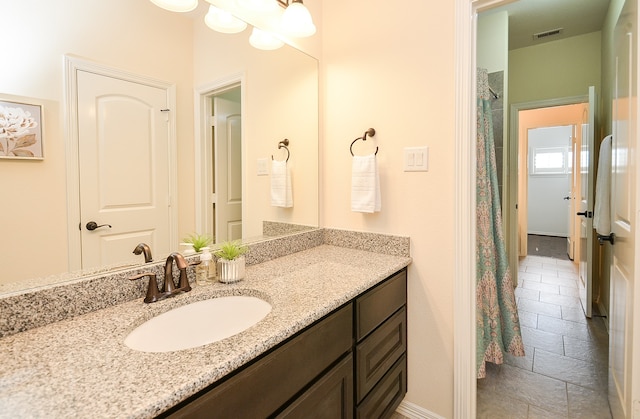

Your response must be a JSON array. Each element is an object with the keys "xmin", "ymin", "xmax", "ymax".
[{"xmin": 396, "ymin": 400, "xmax": 446, "ymax": 419}]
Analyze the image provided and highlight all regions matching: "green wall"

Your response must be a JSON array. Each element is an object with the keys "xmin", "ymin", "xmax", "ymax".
[{"xmin": 509, "ymin": 31, "xmax": 602, "ymax": 105}]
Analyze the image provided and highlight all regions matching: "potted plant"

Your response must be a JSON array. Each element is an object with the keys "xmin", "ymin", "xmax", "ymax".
[
  {"xmin": 182, "ymin": 233, "xmax": 212, "ymax": 253},
  {"xmin": 213, "ymin": 240, "xmax": 248, "ymax": 283}
]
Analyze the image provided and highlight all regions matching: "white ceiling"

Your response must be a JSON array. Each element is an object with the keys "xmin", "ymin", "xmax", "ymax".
[{"xmin": 483, "ymin": 0, "xmax": 611, "ymax": 50}]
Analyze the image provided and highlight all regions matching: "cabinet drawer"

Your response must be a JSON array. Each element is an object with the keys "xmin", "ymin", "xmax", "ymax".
[
  {"xmin": 356, "ymin": 307, "xmax": 406, "ymax": 403},
  {"xmin": 163, "ymin": 304, "xmax": 353, "ymax": 418},
  {"xmin": 356, "ymin": 269, "xmax": 407, "ymax": 341},
  {"xmin": 356, "ymin": 354, "xmax": 407, "ymax": 419},
  {"xmin": 276, "ymin": 354, "xmax": 353, "ymax": 419}
]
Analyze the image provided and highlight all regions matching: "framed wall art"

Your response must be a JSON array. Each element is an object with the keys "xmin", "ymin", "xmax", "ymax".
[{"xmin": 0, "ymin": 97, "xmax": 44, "ymax": 160}]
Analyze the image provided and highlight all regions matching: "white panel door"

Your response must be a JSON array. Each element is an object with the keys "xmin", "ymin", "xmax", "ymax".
[
  {"xmin": 577, "ymin": 86, "xmax": 596, "ymax": 318},
  {"xmin": 77, "ymin": 70, "xmax": 171, "ymax": 269},
  {"xmin": 214, "ymin": 97, "xmax": 242, "ymax": 242},
  {"xmin": 609, "ymin": 1, "xmax": 637, "ymax": 416}
]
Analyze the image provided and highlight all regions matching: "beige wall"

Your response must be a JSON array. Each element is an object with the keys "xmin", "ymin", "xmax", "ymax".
[
  {"xmin": 192, "ymin": 23, "xmax": 319, "ymax": 238},
  {"xmin": 0, "ymin": 0, "xmax": 194, "ymax": 283},
  {"xmin": 321, "ymin": 1, "xmax": 455, "ymax": 417}
]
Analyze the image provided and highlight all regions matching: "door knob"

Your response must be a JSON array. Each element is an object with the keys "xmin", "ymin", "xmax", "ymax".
[
  {"xmin": 576, "ymin": 211, "xmax": 593, "ymax": 218},
  {"xmin": 563, "ymin": 196, "xmax": 571, "ymax": 200},
  {"xmin": 86, "ymin": 221, "xmax": 112, "ymax": 231},
  {"xmin": 597, "ymin": 233, "xmax": 615, "ymax": 245}
]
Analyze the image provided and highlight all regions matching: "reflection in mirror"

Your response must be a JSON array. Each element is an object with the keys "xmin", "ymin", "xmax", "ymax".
[{"xmin": 0, "ymin": 0, "xmax": 318, "ymax": 296}]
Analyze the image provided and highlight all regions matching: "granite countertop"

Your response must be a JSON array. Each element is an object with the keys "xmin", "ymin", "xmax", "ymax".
[{"xmin": 0, "ymin": 245, "xmax": 410, "ymax": 419}]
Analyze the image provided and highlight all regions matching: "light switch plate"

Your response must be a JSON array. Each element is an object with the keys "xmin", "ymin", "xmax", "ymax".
[
  {"xmin": 257, "ymin": 158, "xmax": 269, "ymax": 176},
  {"xmin": 403, "ymin": 146, "xmax": 428, "ymax": 172}
]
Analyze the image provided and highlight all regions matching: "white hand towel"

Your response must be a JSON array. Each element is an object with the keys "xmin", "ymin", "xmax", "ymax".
[
  {"xmin": 351, "ymin": 153, "xmax": 381, "ymax": 213},
  {"xmin": 271, "ymin": 159, "xmax": 293, "ymax": 207},
  {"xmin": 594, "ymin": 135, "xmax": 612, "ymax": 236}
]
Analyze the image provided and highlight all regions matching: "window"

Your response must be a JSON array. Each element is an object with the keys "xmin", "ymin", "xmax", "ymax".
[{"xmin": 529, "ymin": 146, "xmax": 570, "ymax": 175}]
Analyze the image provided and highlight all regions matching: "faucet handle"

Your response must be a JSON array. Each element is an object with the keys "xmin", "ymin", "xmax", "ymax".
[{"xmin": 130, "ymin": 272, "xmax": 161, "ymax": 304}]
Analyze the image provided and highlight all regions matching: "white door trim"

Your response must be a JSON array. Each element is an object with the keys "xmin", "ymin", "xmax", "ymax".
[
  {"xmin": 454, "ymin": 1, "xmax": 478, "ymax": 418},
  {"xmin": 455, "ymin": 1, "xmax": 525, "ymax": 417},
  {"xmin": 63, "ymin": 55, "xmax": 178, "ymax": 272},
  {"xmin": 193, "ymin": 73, "xmax": 245, "ymax": 237}
]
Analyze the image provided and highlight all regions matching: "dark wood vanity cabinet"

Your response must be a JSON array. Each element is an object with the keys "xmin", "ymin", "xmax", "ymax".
[
  {"xmin": 354, "ymin": 269, "xmax": 408, "ymax": 417},
  {"xmin": 161, "ymin": 268, "xmax": 407, "ymax": 419}
]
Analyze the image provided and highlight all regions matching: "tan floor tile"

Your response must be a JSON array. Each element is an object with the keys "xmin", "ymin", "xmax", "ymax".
[
  {"xmin": 559, "ymin": 286, "xmax": 580, "ymax": 298},
  {"xmin": 494, "ymin": 364, "xmax": 568, "ymax": 415},
  {"xmin": 533, "ymin": 349, "xmax": 607, "ymax": 391},
  {"xmin": 505, "ymin": 344, "xmax": 534, "ymax": 371},
  {"xmin": 522, "ymin": 280, "xmax": 561, "ymax": 294},
  {"xmin": 541, "ymin": 275, "xmax": 579, "ymax": 288},
  {"xmin": 516, "ymin": 287, "xmax": 541, "ymax": 302},
  {"xmin": 537, "ymin": 315, "xmax": 592, "ymax": 341},
  {"xmin": 477, "ymin": 387, "xmax": 529, "ymax": 419},
  {"xmin": 526, "ymin": 266, "xmax": 561, "ymax": 277},
  {"xmin": 539, "ymin": 292, "xmax": 582, "ymax": 309},
  {"xmin": 482, "ymin": 255, "xmax": 610, "ymax": 418},
  {"xmin": 520, "ymin": 326, "xmax": 564, "ymax": 355},
  {"xmin": 567, "ymin": 383, "xmax": 612, "ymax": 418},
  {"xmin": 563, "ymin": 335, "xmax": 608, "ymax": 366},
  {"xmin": 518, "ymin": 299, "xmax": 562, "ymax": 319},
  {"xmin": 518, "ymin": 310, "xmax": 538, "ymax": 328},
  {"xmin": 518, "ymin": 271, "xmax": 543, "ymax": 282},
  {"xmin": 528, "ymin": 405, "xmax": 569, "ymax": 418},
  {"xmin": 561, "ymin": 306, "xmax": 588, "ymax": 324}
]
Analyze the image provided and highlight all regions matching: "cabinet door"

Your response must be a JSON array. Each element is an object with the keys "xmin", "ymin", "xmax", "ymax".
[
  {"xmin": 356, "ymin": 307, "xmax": 406, "ymax": 402},
  {"xmin": 163, "ymin": 304, "xmax": 353, "ymax": 418},
  {"xmin": 276, "ymin": 354, "xmax": 353, "ymax": 419},
  {"xmin": 356, "ymin": 355, "xmax": 407, "ymax": 419},
  {"xmin": 356, "ymin": 270, "xmax": 407, "ymax": 341}
]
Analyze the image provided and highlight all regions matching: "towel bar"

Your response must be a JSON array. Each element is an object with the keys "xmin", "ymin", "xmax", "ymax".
[
  {"xmin": 350, "ymin": 128, "xmax": 377, "ymax": 156},
  {"xmin": 272, "ymin": 139, "xmax": 290, "ymax": 162}
]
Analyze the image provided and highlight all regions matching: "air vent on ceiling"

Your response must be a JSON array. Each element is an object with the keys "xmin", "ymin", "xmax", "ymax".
[{"xmin": 532, "ymin": 28, "xmax": 564, "ymax": 40}]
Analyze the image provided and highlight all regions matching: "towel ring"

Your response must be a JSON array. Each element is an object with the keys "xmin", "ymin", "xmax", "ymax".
[
  {"xmin": 272, "ymin": 139, "xmax": 290, "ymax": 162},
  {"xmin": 350, "ymin": 128, "xmax": 377, "ymax": 156}
]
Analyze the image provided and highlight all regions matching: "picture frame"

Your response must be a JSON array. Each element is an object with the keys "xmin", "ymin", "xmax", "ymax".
[{"xmin": 0, "ymin": 97, "xmax": 44, "ymax": 160}]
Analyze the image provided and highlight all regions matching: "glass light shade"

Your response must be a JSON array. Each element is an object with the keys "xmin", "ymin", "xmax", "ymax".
[
  {"xmin": 204, "ymin": 5, "xmax": 247, "ymax": 33},
  {"xmin": 249, "ymin": 27, "xmax": 284, "ymax": 50},
  {"xmin": 281, "ymin": 1, "xmax": 316, "ymax": 37},
  {"xmin": 236, "ymin": 0, "xmax": 278, "ymax": 12},
  {"xmin": 149, "ymin": 0, "xmax": 198, "ymax": 12}
]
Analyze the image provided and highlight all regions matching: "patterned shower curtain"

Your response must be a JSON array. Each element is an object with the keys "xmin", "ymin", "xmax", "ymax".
[{"xmin": 476, "ymin": 68, "xmax": 524, "ymax": 379}]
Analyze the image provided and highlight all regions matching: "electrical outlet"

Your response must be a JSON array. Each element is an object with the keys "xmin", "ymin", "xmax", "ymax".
[{"xmin": 403, "ymin": 146, "xmax": 428, "ymax": 172}]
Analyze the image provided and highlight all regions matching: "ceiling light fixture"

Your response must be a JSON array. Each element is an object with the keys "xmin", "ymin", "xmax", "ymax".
[
  {"xmin": 249, "ymin": 27, "xmax": 285, "ymax": 50},
  {"xmin": 279, "ymin": 0, "xmax": 316, "ymax": 37},
  {"xmin": 204, "ymin": 5, "xmax": 248, "ymax": 33},
  {"xmin": 150, "ymin": 0, "xmax": 316, "ymax": 51},
  {"xmin": 149, "ymin": 0, "xmax": 198, "ymax": 13},
  {"xmin": 237, "ymin": 0, "xmax": 279, "ymax": 12}
]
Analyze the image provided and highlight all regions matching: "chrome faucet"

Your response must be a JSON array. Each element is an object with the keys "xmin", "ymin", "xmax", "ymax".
[
  {"xmin": 132, "ymin": 243, "xmax": 153, "ymax": 263},
  {"xmin": 129, "ymin": 252, "xmax": 192, "ymax": 303}
]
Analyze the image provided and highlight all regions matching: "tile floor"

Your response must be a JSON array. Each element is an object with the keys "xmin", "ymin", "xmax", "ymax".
[{"xmin": 477, "ymin": 255, "xmax": 611, "ymax": 418}]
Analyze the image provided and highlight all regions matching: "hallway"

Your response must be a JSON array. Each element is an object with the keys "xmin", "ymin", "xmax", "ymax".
[{"xmin": 477, "ymin": 255, "xmax": 611, "ymax": 418}]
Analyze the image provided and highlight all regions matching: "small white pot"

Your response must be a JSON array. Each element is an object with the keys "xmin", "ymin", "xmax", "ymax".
[{"xmin": 217, "ymin": 255, "xmax": 245, "ymax": 283}]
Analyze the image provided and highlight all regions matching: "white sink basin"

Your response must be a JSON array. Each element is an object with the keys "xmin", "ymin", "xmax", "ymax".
[{"xmin": 124, "ymin": 295, "xmax": 271, "ymax": 352}]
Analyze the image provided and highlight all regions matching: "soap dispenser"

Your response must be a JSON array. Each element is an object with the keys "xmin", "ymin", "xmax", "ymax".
[{"xmin": 196, "ymin": 247, "xmax": 215, "ymax": 286}]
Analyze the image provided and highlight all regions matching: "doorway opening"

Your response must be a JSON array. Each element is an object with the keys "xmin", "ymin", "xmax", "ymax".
[
  {"xmin": 517, "ymin": 102, "xmax": 589, "ymax": 264},
  {"xmin": 195, "ymin": 78, "xmax": 243, "ymax": 244}
]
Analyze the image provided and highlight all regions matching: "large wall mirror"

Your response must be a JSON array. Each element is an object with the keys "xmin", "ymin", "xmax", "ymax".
[{"xmin": 0, "ymin": 0, "xmax": 319, "ymax": 294}]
